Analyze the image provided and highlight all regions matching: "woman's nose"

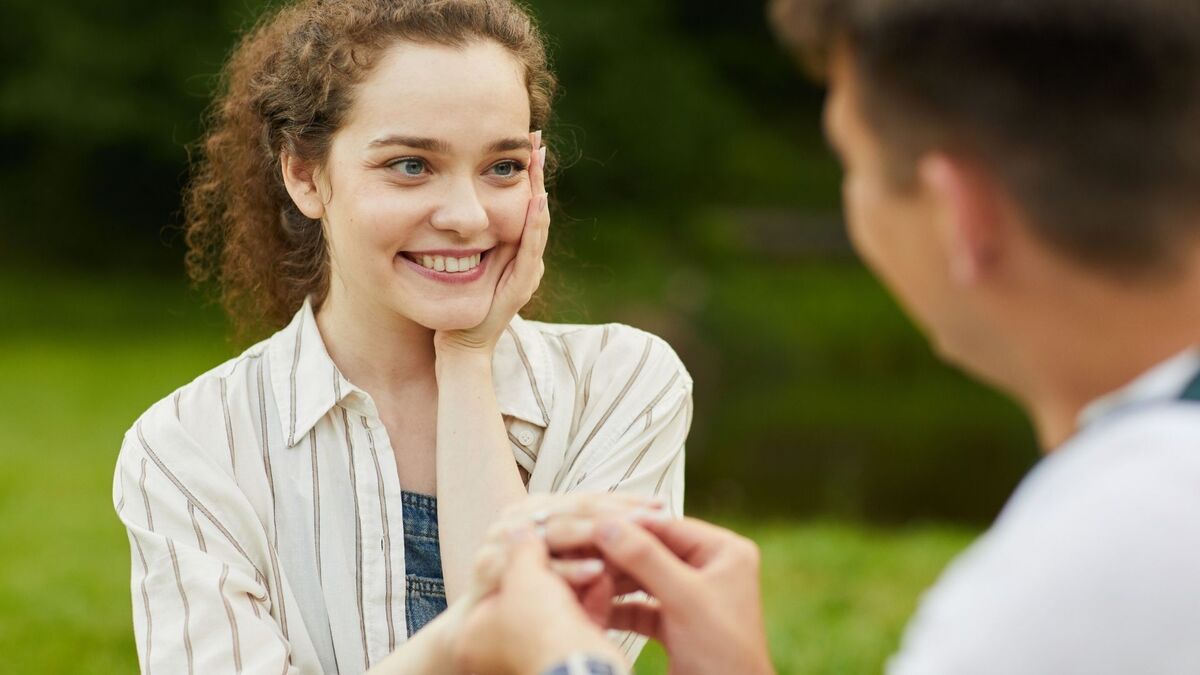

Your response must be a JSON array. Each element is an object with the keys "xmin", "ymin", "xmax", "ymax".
[{"xmin": 429, "ymin": 177, "xmax": 488, "ymax": 236}]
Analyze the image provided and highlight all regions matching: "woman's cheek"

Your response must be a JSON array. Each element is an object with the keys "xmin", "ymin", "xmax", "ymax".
[
  {"xmin": 362, "ymin": 194, "xmax": 430, "ymax": 246},
  {"xmin": 491, "ymin": 191, "xmax": 532, "ymax": 242}
]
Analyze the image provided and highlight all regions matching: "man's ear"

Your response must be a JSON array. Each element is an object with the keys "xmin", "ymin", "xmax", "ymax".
[
  {"xmin": 919, "ymin": 153, "xmax": 1005, "ymax": 285},
  {"xmin": 281, "ymin": 151, "xmax": 326, "ymax": 220}
]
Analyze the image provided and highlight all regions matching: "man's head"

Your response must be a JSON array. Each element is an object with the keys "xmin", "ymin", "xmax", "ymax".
[{"xmin": 770, "ymin": 0, "xmax": 1200, "ymax": 397}]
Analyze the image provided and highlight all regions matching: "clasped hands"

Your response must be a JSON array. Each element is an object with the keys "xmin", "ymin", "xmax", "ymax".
[{"xmin": 450, "ymin": 494, "xmax": 776, "ymax": 675}]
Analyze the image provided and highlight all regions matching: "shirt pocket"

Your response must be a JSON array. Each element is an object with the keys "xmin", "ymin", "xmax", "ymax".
[{"xmin": 405, "ymin": 576, "xmax": 446, "ymax": 637}]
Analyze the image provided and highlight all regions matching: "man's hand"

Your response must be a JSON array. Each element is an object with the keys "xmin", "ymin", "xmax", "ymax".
[
  {"xmin": 454, "ymin": 528, "xmax": 629, "ymax": 675},
  {"xmin": 591, "ymin": 516, "xmax": 775, "ymax": 675},
  {"xmin": 471, "ymin": 493, "xmax": 666, "ymax": 627}
]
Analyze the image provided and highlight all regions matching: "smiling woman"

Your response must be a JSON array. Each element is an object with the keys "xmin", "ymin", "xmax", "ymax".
[
  {"xmin": 284, "ymin": 40, "xmax": 541, "ymax": 333},
  {"xmin": 112, "ymin": 1, "xmax": 691, "ymax": 674}
]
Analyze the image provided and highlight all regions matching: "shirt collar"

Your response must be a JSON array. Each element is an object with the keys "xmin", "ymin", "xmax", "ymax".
[
  {"xmin": 1077, "ymin": 346, "xmax": 1200, "ymax": 429},
  {"xmin": 268, "ymin": 298, "xmax": 553, "ymax": 448}
]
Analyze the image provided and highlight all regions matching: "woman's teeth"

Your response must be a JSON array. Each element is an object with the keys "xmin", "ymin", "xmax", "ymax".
[{"xmin": 413, "ymin": 253, "xmax": 482, "ymax": 273}]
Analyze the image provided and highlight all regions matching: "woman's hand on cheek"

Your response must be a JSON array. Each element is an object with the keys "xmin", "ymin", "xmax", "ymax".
[{"xmin": 433, "ymin": 130, "xmax": 549, "ymax": 359}]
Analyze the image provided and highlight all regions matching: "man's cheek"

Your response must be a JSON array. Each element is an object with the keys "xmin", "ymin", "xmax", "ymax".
[{"xmin": 843, "ymin": 183, "xmax": 877, "ymax": 263}]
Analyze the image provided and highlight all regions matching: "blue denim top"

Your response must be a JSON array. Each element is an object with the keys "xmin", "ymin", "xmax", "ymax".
[{"xmin": 401, "ymin": 491, "xmax": 447, "ymax": 636}]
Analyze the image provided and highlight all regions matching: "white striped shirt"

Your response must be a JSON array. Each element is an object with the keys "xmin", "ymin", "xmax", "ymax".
[{"xmin": 112, "ymin": 300, "xmax": 691, "ymax": 674}]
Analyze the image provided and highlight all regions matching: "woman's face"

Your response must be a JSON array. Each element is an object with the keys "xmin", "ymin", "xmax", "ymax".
[{"xmin": 309, "ymin": 39, "xmax": 535, "ymax": 331}]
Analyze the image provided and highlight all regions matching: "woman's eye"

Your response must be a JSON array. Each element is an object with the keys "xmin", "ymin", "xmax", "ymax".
[
  {"xmin": 490, "ymin": 160, "xmax": 524, "ymax": 178},
  {"xmin": 392, "ymin": 158, "xmax": 427, "ymax": 176}
]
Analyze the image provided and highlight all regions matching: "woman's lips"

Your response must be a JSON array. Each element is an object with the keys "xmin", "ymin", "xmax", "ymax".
[{"xmin": 397, "ymin": 249, "xmax": 490, "ymax": 284}]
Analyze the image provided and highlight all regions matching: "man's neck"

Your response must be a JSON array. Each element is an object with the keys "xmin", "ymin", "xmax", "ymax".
[{"xmin": 1015, "ymin": 267, "xmax": 1200, "ymax": 451}]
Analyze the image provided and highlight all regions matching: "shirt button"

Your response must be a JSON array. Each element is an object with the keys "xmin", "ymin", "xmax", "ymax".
[{"xmin": 518, "ymin": 430, "xmax": 535, "ymax": 446}]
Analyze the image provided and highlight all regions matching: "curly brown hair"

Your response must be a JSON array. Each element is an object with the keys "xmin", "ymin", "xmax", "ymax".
[{"xmin": 183, "ymin": 0, "xmax": 557, "ymax": 340}]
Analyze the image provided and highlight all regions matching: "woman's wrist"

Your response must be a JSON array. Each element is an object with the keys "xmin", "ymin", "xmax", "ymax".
[
  {"xmin": 433, "ymin": 342, "xmax": 494, "ymax": 379},
  {"xmin": 417, "ymin": 601, "xmax": 464, "ymax": 673}
]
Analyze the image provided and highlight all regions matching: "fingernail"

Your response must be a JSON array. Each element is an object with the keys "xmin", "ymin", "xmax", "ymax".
[
  {"xmin": 534, "ymin": 129, "xmax": 543, "ymax": 147},
  {"xmin": 628, "ymin": 507, "xmax": 671, "ymax": 524},
  {"xmin": 567, "ymin": 520, "xmax": 595, "ymax": 539},
  {"xmin": 539, "ymin": 146, "xmax": 547, "ymax": 170},
  {"xmin": 508, "ymin": 524, "xmax": 536, "ymax": 543},
  {"xmin": 577, "ymin": 559, "xmax": 605, "ymax": 576}
]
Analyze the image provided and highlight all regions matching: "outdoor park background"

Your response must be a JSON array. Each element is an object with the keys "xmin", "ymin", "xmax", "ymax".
[{"xmin": 0, "ymin": 0, "xmax": 1039, "ymax": 672}]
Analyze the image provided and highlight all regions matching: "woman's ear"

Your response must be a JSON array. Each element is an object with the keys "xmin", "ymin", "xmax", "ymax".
[
  {"xmin": 919, "ymin": 153, "xmax": 1005, "ymax": 286},
  {"xmin": 281, "ymin": 151, "xmax": 326, "ymax": 220}
]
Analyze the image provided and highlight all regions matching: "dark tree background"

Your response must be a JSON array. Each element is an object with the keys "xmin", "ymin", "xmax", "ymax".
[{"xmin": 0, "ymin": 0, "xmax": 1037, "ymax": 523}]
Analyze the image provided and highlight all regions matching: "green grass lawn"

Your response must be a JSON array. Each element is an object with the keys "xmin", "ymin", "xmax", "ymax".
[{"xmin": 0, "ymin": 274, "xmax": 975, "ymax": 673}]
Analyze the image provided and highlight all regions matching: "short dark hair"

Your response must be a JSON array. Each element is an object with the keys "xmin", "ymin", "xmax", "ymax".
[{"xmin": 771, "ymin": 0, "xmax": 1200, "ymax": 279}]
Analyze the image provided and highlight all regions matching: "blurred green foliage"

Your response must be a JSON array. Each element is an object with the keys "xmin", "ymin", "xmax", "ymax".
[
  {"xmin": 0, "ymin": 0, "xmax": 834, "ymax": 266},
  {"xmin": 0, "ymin": 0, "xmax": 1039, "ymax": 522}
]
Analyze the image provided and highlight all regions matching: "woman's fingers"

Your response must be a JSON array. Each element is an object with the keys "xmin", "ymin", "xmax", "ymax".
[
  {"xmin": 498, "ymin": 493, "xmax": 662, "ymax": 530},
  {"xmin": 481, "ymin": 494, "xmax": 671, "ymax": 589},
  {"xmin": 542, "ymin": 515, "xmax": 601, "ymax": 551},
  {"xmin": 519, "ymin": 194, "xmax": 547, "ymax": 269},
  {"xmin": 517, "ymin": 130, "xmax": 549, "ymax": 271},
  {"xmin": 531, "ymin": 129, "xmax": 547, "ymax": 195},
  {"xmin": 534, "ymin": 143, "xmax": 550, "ymax": 260},
  {"xmin": 537, "ymin": 504, "xmax": 668, "ymax": 553},
  {"xmin": 494, "ymin": 137, "xmax": 546, "ymax": 311},
  {"xmin": 549, "ymin": 558, "xmax": 606, "ymax": 585},
  {"xmin": 487, "ymin": 130, "xmax": 547, "ymax": 315},
  {"xmin": 467, "ymin": 542, "xmax": 508, "ymax": 604}
]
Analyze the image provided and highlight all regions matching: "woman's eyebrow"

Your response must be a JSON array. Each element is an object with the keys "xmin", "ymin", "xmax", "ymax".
[
  {"xmin": 368, "ymin": 135, "xmax": 451, "ymax": 152},
  {"xmin": 485, "ymin": 137, "xmax": 533, "ymax": 153}
]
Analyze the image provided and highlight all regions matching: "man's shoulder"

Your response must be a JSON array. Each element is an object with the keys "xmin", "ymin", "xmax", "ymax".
[
  {"xmin": 890, "ymin": 403, "xmax": 1200, "ymax": 674},
  {"xmin": 992, "ymin": 402, "xmax": 1200, "ymax": 561},
  {"xmin": 1008, "ymin": 403, "xmax": 1200, "ymax": 519}
]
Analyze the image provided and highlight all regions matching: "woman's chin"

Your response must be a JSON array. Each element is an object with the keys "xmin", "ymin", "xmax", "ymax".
[{"xmin": 409, "ymin": 303, "xmax": 492, "ymax": 333}]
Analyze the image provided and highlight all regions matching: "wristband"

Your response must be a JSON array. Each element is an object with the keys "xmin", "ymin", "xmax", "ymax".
[{"xmin": 539, "ymin": 652, "xmax": 625, "ymax": 675}]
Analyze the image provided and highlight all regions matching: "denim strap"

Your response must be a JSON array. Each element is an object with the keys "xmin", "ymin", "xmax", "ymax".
[{"xmin": 1179, "ymin": 370, "xmax": 1200, "ymax": 402}]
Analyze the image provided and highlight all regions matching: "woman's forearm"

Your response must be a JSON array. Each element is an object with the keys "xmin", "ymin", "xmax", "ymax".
[{"xmin": 435, "ymin": 349, "xmax": 529, "ymax": 603}]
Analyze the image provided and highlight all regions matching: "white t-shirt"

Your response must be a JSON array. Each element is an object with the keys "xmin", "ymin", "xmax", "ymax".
[{"xmin": 888, "ymin": 349, "xmax": 1200, "ymax": 675}]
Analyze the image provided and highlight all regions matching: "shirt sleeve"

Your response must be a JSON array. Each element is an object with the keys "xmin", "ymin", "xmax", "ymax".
[
  {"xmin": 551, "ymin": 326, "xmax": 693, "ymax": 662},
  {"xmin": 113, "ymin": 405, "xmax": 300, "ymax": 675},
  {"xmin": 552, "ymin": 327, "xmax": 691, "ymax": 513}
]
